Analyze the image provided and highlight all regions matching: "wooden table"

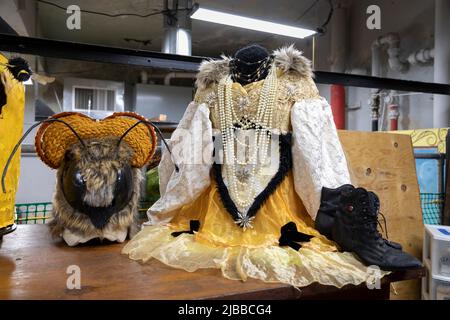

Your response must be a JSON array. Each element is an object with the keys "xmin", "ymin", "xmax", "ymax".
[{"xmin": 0, "ymin": 225, "xmax": 425, "ymax": 300}]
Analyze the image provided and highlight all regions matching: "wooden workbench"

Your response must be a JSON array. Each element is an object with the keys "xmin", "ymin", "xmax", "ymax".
[{"xmin": 0, "ymin": 225, "xmax": 424, "ymax": 300}]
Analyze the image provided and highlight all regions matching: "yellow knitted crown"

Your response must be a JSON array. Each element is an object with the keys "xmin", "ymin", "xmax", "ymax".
[{"xmin": 35, "ymin": 112, "xmax": 157, "ymax": 169}]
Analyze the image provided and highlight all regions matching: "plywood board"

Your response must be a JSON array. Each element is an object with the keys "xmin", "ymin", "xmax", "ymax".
[{"xmin": 339, "ymin": 131, "xmax": 423, "ymax": 300}]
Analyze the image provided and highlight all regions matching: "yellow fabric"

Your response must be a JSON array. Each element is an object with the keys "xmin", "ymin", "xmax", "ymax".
[
  {"xmin": 169, "ymin": 172, "xmax": 336, "ymax": 250},
  {"xmin": 124, "ymin": 172, "xmax": 387, "ymax": 287},
  {"xmin": 0, "ymin": 54, "xmax": 25, "ymax": 228}
]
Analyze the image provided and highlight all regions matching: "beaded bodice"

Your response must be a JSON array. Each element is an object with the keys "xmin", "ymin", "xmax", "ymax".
[
  {"xmin": 192, "ymin": 48, "xmax": 322, "ymax": 228},
  {"xmin": 194, "ymin": 69, "xmax": 320, "ymax": 133}
]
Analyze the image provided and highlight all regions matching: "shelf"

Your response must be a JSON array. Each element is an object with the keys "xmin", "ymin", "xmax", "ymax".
[
  {"xmin": 424, "ymin": 257, "xmax": 450, "ymax": 283},
  {"xmin": 432, "ymin": 273, "xmax": 450, "ymax": 283}
]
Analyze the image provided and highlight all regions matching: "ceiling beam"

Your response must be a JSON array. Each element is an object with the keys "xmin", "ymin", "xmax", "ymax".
[
  {"xmin": 315, "ymin": 71, "xmax": 450, "ymax": 96},
  {"xmin": 0, "ymin": 33, "xmax": 203, "ymax": 71},
  {"xmin": 0, "ymin": 33, "xmax": 449, "ymax": 95}
]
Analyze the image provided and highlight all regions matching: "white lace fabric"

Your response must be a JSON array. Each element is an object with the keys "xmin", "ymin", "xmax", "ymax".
[
  {"xmin": 146, "ymin": 102, "xmax": 214, "ymax": 226},
  {"xmin": 291, "ymin": 97, "xmax": 352, "ymax": 220}
]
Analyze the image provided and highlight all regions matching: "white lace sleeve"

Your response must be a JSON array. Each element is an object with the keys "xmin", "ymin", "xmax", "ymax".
[
  {"xmin": 291, "ymin": 97, "xmax": 351, "ymax": 220},
  {"xmin": 146, "ymin": 102, "xmax": 213, "ymax": 225}
]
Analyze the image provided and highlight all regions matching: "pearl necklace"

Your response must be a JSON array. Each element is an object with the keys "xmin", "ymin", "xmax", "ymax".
[{"xmin": 217, "ymin": 63, "xmax": 278, "ymax": 230}]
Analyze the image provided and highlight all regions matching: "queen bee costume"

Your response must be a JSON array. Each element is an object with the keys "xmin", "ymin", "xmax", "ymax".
[{"xmin": 123, "ymin": 46, "xmax": 387, "ymax": 288}]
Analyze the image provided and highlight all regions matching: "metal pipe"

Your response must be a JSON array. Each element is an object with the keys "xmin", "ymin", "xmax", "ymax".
[
  {"xmin": 372, "ymin": 33, "xmax": 409, "ymax": 74},
  {"xmin": 407, "ymin": 48, "xmax": 435, "ymax": 65},
  {"xmin": 162, "ymin": 0, "xmax": 192, "ymax": 56},
  {"xmin": 370, "ymin": 90, "xmax": 381, "ymax": 131},
  {"xmin": 434, "ymin": 0, "xmax": 450, "ymax": 128},
  {"xmin": 388, "ymin": 104, "xmax": 400, "ymax": 131},
  {"xmin": 331, "ymin": 85, "xmax": 346, "ymax": 129},
  {"xmin": 329, "ymin": 1, "xmax": 347, "ymax": 129},
  {"xmin": 164, "ymin": 72, "xmax": 196, "ymax": 85},
  {"xmin": 371, "ymin": 43, "xmax": 382, "ymax": 78},
  {"xmin": 330, "ymin": 2, "xmax": 347, "ymax": 73}
]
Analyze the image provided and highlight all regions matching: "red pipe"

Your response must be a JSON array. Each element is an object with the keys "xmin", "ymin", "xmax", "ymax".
[
  {"xmin": 390, "ymin": 119, "xmax": 398, "ymax": 131},
  {"xmin": 389, "ymin": 104, "xmax": 400, "ymax": 131},
  {"xmin": 330, "ymin": 85, "xmax": 346, "ymax": 129}
]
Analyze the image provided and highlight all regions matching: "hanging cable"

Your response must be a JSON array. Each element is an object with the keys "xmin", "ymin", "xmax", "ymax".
[
  {"xmin": 37, "ymin": 0, "xmax": 168, "ymax": 18},
  {"xmin": 317, "ymin": 0, "xmax": 334, "ymax": 34},
  {"xmin": 297, "ymin": 0, "xmax": 320, "ymax": 21}
]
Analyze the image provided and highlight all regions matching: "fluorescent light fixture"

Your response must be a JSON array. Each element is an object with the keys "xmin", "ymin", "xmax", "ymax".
[{"xmin": 191, "ymin": 8, "xmax": 316, "ymax": 39}]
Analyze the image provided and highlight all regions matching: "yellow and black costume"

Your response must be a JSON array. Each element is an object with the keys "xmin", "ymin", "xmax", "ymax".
[
  {"xmin": 0, "ymin": 54, "xmax": 29, "ymax": 235},
  {"xmin": 123, "ymin": 46, "xmax": 387, "ymax": 288}
]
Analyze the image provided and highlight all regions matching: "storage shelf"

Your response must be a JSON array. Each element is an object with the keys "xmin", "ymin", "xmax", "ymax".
[{"xmin": 432, "ymin": 273, "xmax": 450, "ymax": 283}]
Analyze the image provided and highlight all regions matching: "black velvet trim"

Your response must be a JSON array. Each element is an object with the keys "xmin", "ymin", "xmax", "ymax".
[
  {"xmin": 213, "ymin": 161, "xmax": 241, "ymax": 221},
  {"xmin": 171, "ymin": 220, "xmax": 200, "ymax": 237},
  {"xmin": 213, "ymin": 133, "xmax": 293, "ymax": 226},
  {"xmin": 278, "ymin": 222, "xmax": 314, "ymax": 251}
]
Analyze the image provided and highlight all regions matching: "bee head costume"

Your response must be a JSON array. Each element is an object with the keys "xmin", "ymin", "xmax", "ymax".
[{"xmin": 2, "ymin": 111, "xmax": 162, "ymax": 246}]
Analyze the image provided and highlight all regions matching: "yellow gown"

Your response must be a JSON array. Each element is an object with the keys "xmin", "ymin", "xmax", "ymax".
[{"xmin": 124, "ymin": 46, "xmax": 386, "ymax": 288}]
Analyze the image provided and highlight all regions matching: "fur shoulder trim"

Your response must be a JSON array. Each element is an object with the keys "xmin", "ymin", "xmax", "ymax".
[
  {"xmin": 195, "ymin": 55, "xmax": 231, "ymax": 90},
  {"xmin": 195, "ymin": 45, "xmax": 312, "ymax": 89},
  {"xmin": 273, "ymin": 45, "xmax": 313, "ymax": 78}
]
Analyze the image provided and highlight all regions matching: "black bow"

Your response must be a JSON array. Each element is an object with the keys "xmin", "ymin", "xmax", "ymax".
[
  {"xmin": 171, "ymin": 220, "xmax": 200, "ymax": 237},
  {"xmin": 278, "ymin": 222, "xmax": 314, "ymax": 251}
]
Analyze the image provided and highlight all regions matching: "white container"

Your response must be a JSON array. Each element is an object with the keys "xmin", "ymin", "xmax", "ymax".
[
  {"xmin": 422, "ymin": 264, "xmax": 450, "ymax": 300},
  {"xmin": 423, "ymin": 224, "xmax": 450, "ymax": 281},
  {"xmin": 436, "ymin": 281, "xmax": 450, "ymax": 300}
]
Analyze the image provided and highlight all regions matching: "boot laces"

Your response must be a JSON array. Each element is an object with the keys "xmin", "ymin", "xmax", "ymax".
[
  {"xmin": 377, "ymin": 211, "xmax": 389, "ymax": 239},
  {"xmin": 371, "ymin": 191, "xmax": 389, "ymax": 239},
  {"xmin": 360, "ymin": 192, "xmax": 389, "ymax": 243}
]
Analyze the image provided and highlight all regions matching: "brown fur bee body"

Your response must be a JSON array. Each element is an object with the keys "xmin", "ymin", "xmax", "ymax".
[{"xmin": 49, "ymin": 137, "xmax": 143, "ymax": 245}]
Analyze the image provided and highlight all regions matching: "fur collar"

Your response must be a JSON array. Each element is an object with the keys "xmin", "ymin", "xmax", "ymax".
[{"xmin": 195, "ymin": 45, "xmax": 313, "ymax": 90}]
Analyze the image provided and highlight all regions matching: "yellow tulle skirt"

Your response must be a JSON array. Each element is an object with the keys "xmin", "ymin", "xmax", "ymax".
[{"xmin": 123, "ymin": 172, "xmax": 386, "ymax": 288}]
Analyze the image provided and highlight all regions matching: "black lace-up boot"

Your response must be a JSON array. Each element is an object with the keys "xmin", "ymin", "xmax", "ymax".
[{"xmin": 315, "ymin": 185, "xmax": 422, "ymax": 271}]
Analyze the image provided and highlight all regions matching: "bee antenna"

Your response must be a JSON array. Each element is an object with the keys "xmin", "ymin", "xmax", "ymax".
[
  {"xmin": 2, "ymin": 118, "xmax": 87, "ymax": 193},
  {"xmin": 118, "ymin": 120, "xmax": 179, "ymax": 172}
]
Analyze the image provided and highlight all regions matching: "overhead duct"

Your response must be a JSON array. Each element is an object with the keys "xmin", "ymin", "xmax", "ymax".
[{"xmin": 161, "ymin": 0, "xmax": 193, "ymax": 56}]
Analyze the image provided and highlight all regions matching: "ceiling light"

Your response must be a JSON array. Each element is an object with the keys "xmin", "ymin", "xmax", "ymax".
[{"xmin": 190, "ymin": 8, "xmax": 316, "ymax": 39}]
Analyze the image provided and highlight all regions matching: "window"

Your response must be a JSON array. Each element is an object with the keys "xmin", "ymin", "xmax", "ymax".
[
  {"xmin": 63, "ymin": 78, "xmax": 124, "ymax": 117},
  {"xmin": 73, "ymin": 87, "xmax": 116, "ymax": 112}
]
